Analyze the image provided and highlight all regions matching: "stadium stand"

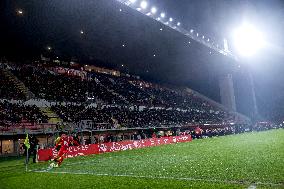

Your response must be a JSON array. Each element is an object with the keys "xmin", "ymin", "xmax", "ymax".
[
  {"xmin": 0, "ymin": 68, "xmax": 27, "ymax": 100},
  {"xmin": 0, "ymin": 62, "xmax": 240, "ymax": 124},
  {"xmin": 0, "ymin": 61, "xmax": 257, "ymax": 155},
  {"xmin": 1, "ymin": 60, "xmax": 282, "ymax": 155}
]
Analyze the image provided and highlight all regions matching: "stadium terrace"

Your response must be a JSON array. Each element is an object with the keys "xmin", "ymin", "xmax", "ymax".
[{"xmin": 1, "ymin": 0, "xmax": 284, "ymax": 188}]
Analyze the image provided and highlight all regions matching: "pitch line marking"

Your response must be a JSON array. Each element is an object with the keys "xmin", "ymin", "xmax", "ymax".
[
  {"xmin": 247, "ymin": 184, "xmax": 257, "ymax": 189},
  {"xmin": 33, "ymin": 170, "xmax": 283, "ymax": 187}
]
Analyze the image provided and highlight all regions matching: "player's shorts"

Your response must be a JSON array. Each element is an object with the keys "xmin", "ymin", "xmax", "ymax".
[{"xmin": 57, "ymin": 148, "xmax": 68, "ymax": 157}]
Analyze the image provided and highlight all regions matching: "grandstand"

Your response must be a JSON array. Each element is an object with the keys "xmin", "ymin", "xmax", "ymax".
[
  {"xmin": 1, "ymin": 0, "xmax": 284, "ymax": 188},
  {"xmin": 0, "ymin": 60, "xmax": 251, "ymax": 154}
]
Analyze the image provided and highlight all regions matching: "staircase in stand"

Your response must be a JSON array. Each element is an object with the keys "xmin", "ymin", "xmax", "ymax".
[
  {"xmin": 40, "ymin": 107, "xmax": 62, "ymax": 124},
  {"xmin": 1, "ymin": 69, "xmax": 35, "ymax": 100}
]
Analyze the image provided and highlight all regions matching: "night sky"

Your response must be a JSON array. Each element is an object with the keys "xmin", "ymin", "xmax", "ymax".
[{"xmin": 1, "ymin": 0, "xmax": 284, "ymax": 121}]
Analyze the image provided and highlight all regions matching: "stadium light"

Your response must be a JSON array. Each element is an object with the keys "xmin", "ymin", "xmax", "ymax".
[
  {"xmin": 169, "ymin": 17, "xmax": 173, "ymax": 22},
  {"xmin": 17, "ymin": 9, "xmax": 23, "ymax": 15},
  {"xmin": 160, "ymin": 12, "xmax": 165, "ymax": 18},
  {"xmin": 140, "ymin": 1, "xmax": 148, "ymax": 9},
  {"xmin": 151, "ymin": 7, "xmax": 157, "ymax": 14},
  {"xmin": 233, "ymin": 23, "xmax": 265, "ymax": 57},
  {"xmin": 177, "ymin": 22, "xmax": 181, "ymax": 26}
]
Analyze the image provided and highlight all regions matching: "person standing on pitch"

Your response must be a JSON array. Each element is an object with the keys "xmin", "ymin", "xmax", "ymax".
[{"xmin": 50, "ymin": 133, "xmax": 79, "ymax": 167}]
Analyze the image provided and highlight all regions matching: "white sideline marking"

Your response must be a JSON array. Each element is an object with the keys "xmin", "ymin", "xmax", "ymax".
[
  {"xmin": 247, "ymin": 184, "xmax": 257, "ymax": 189},
  {"xmin": 33, "ymin": 170, "xmax": 283, "ymax": 187}
]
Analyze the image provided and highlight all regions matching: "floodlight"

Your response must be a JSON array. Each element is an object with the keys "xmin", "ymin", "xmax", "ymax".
[
  {"xmin": 177, "ymin": 22, "xmax": 181, "ymax": 26},
  {"xmin": 169, "ymin": 18, "xmax": 173, "ymax": 22},
  {"xmin": 233, "ymin": 23, "xmax": 264, "ymax": 57},
  {"xmin": 151, "ymin": 7, "xmax": 157, "ymax": 14},
  {"xmin": 17, "ymin": 9, "xmax": 23, "ymax": 15},
  {"xmin": 160, "ymin": 12, "xmax": 165, "ymax": 18},
  {"xmin": 140, "ymin": 1, "xmax": 148, "ymax": 9}
]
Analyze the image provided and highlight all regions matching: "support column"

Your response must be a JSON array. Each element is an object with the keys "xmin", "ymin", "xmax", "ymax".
[
  {"xmin": 219, "ymin": 74, "xmax": 236, "ymax": 111},
  {"xmin": 248, "ymin": 71, "xmax": 259, "ymax": 122}
]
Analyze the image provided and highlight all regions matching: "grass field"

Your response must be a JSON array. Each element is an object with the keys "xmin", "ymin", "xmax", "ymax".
[{"xmin": 1, "ymin": 129, "xmax": 284, "ymax": 189}]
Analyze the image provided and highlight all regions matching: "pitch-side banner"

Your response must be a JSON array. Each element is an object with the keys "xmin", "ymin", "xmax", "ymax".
[{"xmin": 37, "ymin": 135, "xmax": 192, "ymax": 162}]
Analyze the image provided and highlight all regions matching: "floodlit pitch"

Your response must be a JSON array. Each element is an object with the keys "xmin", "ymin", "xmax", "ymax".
[{"xmin": 1, "ymin": 129, "xmax": 284, "ymax": 189}]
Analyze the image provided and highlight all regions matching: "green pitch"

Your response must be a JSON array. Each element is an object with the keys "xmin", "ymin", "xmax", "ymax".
[{"xmin": 1, "ymin": 129, "xmax": 284, "ymax": 189}]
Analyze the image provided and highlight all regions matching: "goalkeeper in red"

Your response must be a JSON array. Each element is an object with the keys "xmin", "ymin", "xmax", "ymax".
[{"xmin": 50, "ymin": 133, "xmax": 79, "ymax": 167}]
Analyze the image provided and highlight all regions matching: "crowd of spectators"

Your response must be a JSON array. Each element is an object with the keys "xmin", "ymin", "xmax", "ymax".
[
  {"xmin": 0, "ymin": 68, "xmax": 26, "ymax": 100},
  {"xmin": 5, "ymin": 64, "xmax": 229, "ymax": 113},
  {"xmin": 1, "ymin": 63, "xmax": 236, "ymax": 130},
  {"xmin": 11, "ymin": 66, "xmax": 124, "ymax": 104},
  {"xmin": 0, "ymin": 100, "xmax": 48, "ymax": 125},
  {"xmin": 51, "ymin": 104, "xmax": 231, "ymax": 129}
]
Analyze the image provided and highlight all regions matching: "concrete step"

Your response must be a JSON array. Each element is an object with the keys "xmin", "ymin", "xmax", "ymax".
[
  {"xmin": 1, "ymin": 69, "xmax": 35, "ymax": 100},
  {"xmin": 40, "ymin": 107, "xmax": 62, "ymax": 124}
]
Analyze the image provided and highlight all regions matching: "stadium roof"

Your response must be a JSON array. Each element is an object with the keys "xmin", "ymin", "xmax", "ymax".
[{"xmin": 1, "ymin": 0, "xmax": 236, "ymax": 100}]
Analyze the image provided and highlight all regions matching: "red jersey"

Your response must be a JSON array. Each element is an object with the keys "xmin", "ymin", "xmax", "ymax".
[
  {"xmin": 56, "ymin": 135, "xmax": 79, "ymax": 150},
  {"xmin": 195, "ymin": 127, "xmax": 202, "ymax": 135}
]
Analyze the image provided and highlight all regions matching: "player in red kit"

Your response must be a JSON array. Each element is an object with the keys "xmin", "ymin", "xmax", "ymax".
[{"xmin": 50, "ymin": 134, "xmax": 79, "ymax": 168}]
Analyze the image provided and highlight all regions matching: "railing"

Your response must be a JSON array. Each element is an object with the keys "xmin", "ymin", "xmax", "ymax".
[
  {"xmin": 0, "ymin": 120, "xmax": 244, "ymax": 136},
  {"xmin": 0, "ymin": 123, "xmax": 57, "ymax": 135}
]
